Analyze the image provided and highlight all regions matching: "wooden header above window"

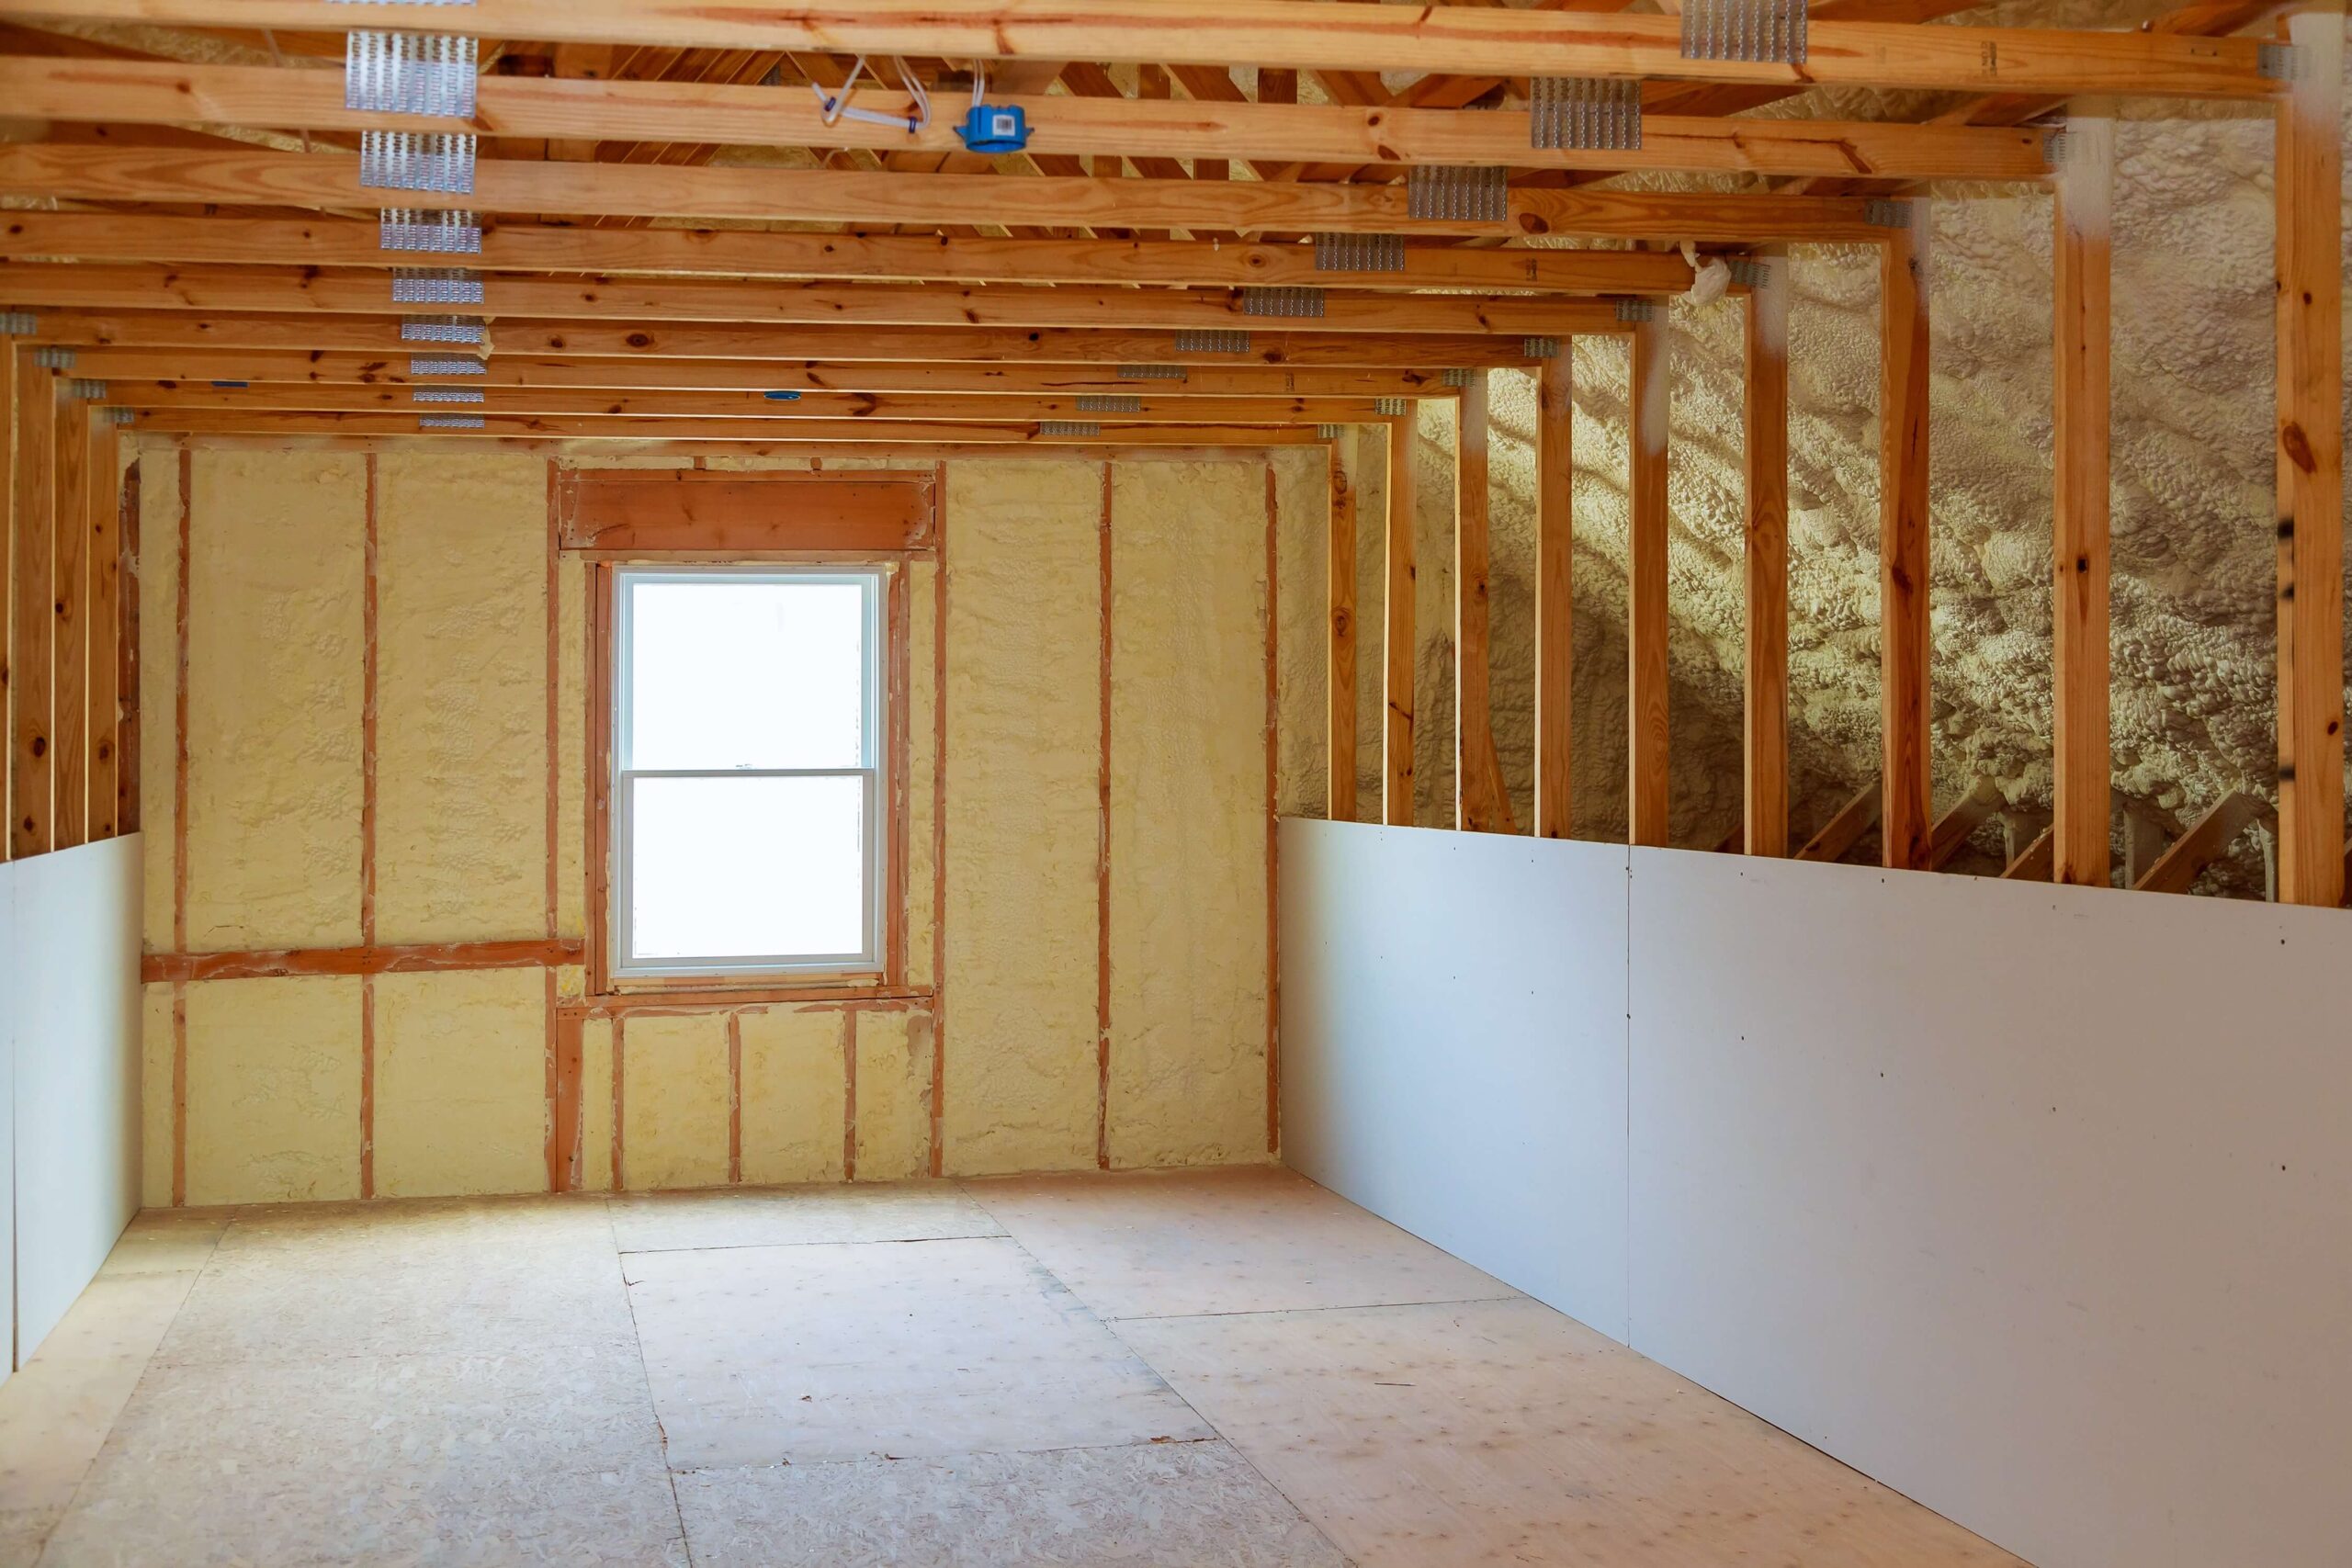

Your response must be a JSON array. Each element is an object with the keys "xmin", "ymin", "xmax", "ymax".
[{"xmin": 554, "ymin": 468, "xmax": 938, "ymax": 557}]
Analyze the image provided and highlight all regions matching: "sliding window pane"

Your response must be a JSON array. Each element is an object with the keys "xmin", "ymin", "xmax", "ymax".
[
  {"xmin": 626, "ymin": 579, "xmax": 867, "ymax": 771},
  {"xmin": 628, "ymin": 774, "xmax": 867, "ymax": 963}
]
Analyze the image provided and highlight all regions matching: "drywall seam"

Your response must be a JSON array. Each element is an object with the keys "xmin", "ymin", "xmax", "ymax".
[
  {"xmin": 373, "ymin": 450, "xmax": 548, "ymax": 943},
  {"xmin": 939, "ymin": 458, "xmax": 1102, "ymax": 1176},
  {"xmin": 1104, "ymin": 459, "xmax": 1272, "ymax": 1169},
  {"xmin": 183, "ymin": 448, "xmax": 367, "ymax": 951}
]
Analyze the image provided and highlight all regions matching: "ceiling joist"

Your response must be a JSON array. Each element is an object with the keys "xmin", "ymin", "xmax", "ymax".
[
  {"xmin": 0, "ymin": 1, "xmax": 2279, "ymax": 99},
  {"xmin": 109, "ymin": 384, "xmax": 1398, "ymax": 422},
  {"xmin": 123, "ymin": 408, "xmax": 1335, "ymax": 442}
]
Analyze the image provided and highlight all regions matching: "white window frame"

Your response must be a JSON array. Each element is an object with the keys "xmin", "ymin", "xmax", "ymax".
[{"xmin": 609, "ymin": 563, "xmax": 888, "ymax": 980}]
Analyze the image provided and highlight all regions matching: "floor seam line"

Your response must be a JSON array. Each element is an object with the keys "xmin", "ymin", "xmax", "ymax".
[
  {"xmin": 608, "ymin": 1196, "xmax": 698, "ymax": 1568},
  {"xmin": 1108, "ymin": 1292, "xmax": 1526, "ymax": 1324}
]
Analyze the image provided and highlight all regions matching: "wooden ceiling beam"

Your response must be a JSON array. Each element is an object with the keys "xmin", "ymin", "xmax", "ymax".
[
  {"xmin": 28, "ymin": 310, "xmax": 1554, "ymax": 365},
  {"xmin": 0, "ymin": 1, "xmax": 2279, "ymax": 98},
  {"xmin": 0, "ymin": 260, "xmax": 1623, "ymax": 335},
  {"xmin": 0, "ymin": 211, "xmax": 1697, "ymax": 296},
  {"xmin": 0, "ymin": 143, "xmax": 1892, "ymax": 244},
  {"xmin": 109, "ymin": 383, "xmax": 1401, "ymax": 422},
  {"xmin": 123, "ymin": 408, "xmax": 1331, "ymax": 442},
  {"xmin": 65, "ymin": 347, "xmax": 1462, "ymax": 397},
  {"xmin": 0, "ymin": 56, "xmax": 2058, "ymax": 181}
]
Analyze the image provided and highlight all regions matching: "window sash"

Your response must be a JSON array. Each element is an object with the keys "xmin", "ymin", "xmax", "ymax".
[{"xmin": 610, "ymin": 565, "xmax": 887, "ymax": 979}]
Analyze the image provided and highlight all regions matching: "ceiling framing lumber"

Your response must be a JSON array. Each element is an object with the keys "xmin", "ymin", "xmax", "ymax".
[
  {"xmin": 0, "ymin": 56, "xmax": 2061, "ymax": 183},
  {"xmin": 0, "ymin": 262, "xmax": 1633, "ymax": 336},
  {"xmin": 59, "ymin": 350, "xmax": 1464, "ymax": 398},
  {"xmin": 0, "ymin": 2, "xmax": 2280, "ymax": 99},
  {"xmin": 123, "ymin": 409, "xmax": 1330, "ymax": 442},
  {"xmin": 0, "ymin": 213, "xmax": 1698, "ymax": 297},
  {"xmin": 0, "ymin": 145, "xmax": 1894, "ymax": 244},
  {"xmin": 109, "ymin": 385, "xmax": 1397, "ymax": 423},
  {"xmin": 22, "ymin": 313, "xmax": 1560, "ymax": 366}
]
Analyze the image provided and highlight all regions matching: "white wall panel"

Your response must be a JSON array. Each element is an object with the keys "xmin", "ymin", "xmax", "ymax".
[
  {"xmin": 1625, "ymin": 847, "xmax": 2352, "ymax": 1568},
  {"xmin": 3, "ymin": 835, "xmax": 143, "ymax": 1366},
  {"xmin": 1278, "ymin": 819, "xmax": 1630, "ymax": 1338}
]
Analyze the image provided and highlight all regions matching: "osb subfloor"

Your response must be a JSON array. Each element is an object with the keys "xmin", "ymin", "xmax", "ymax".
[{"xmin": 0, "ymin": 1168, "xmax": 2027, "ymax": 1567}]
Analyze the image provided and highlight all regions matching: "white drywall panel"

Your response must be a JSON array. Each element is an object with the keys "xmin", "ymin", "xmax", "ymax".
[
  {"xmin": 6, "ymin": 835, "xmax": 143, "ymax": 1364},
  {"xmin": 0, "ymin": 855, "xmax": 14, "ymax": 1381},
  {"xmin": 1626, "ymin": 847, "xmax": 2352, "ymax": 1568},
  {"xmin": 1278, "ymin": 819, "xmax": 1630, "ymax": 1338}
]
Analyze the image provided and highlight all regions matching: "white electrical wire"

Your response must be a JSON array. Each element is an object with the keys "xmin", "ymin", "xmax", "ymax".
[{"xmin": 809, "ymin": 55, "xmax": 930, "ymax": 133}]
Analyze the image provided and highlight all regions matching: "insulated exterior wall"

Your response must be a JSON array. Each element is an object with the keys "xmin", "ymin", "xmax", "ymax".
[
  {"xmin": 372, "ymin": 966, "xmax": 547, "ymax": 1199},
  {"xmin": 374, "ymin": 452, "xmax": 548, "ymax": 943},
  {"xmin": 940, "ymin": 460, "xmax": 1103, "ymax": 1176},
  {"xmin": 1271, "ymin": 446, "xmax": 1326, "ymax": 819},
  {"xmin": 136, "ymin": 451, "xmax": 177, "ymax": 952},
  {"xmin": 620, "ymin": 1010, "xmax": 731, "ymax": 1191},
  {"xmin": 182, "ymin": 975, "xmax": 360, "ymax": 1206},
  {"xmin": 739, "ymin": 1006, "xmax": 846, "ymax": 1186},
  {"xmin": 182, "ymin": 450, "xmax": 366, "ymax": 950},
  {"xmin": 905, "ymin": 559, "xmax": 939, "ymax": 991},
  {"xmin": 1107, "ymin": 461, "xmax": 1272, "ymax": 1168},
  {"xmin": 855, "ymin": 1009, "xmax": 932, "ymax": 1181}
]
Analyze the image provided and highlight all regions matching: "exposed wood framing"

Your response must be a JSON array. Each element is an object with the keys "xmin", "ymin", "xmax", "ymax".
[
  {"xmin": 0, "ymin": 344, "xmax": 10, "ymax": 861},
  {"xmin": 1743, "ymin": 261, "xmax": 1790, "ymax": 859},
  {"xmin": 1327, "ymin": 437, "xmax": 1357, "ymax": 826},
  {"xmin": 2273, "ymin": 5, "xmax": 2346, "ymax": 908},
  {"xmin": 115, "ymin": 456, "xmax": 139, "ymax": 835},
  {"xmin": 0, "ymin": 59, "xmax": 2060, "ymax": 183},
  {"xmin": 1879, "ymin": 200, "xmax": 1934, "ymax": 872},
  {"xmin": 128, "ymin": 412, "xmax": 1327, "ymax": 445},
  {"xmin": 1627, "ymin": 316, "xmax": 1670, "ymax": 849},
  {"xmin": 85, "ymin": 400, "xmax": 118, "ymax": 837},
  {"xmin": 2001, "ymin": 824, "xmax": 2056, "ymax": 881},
  {"xmin": 141, "ymin": 937, "xmax": 586, "ymax": 984},
  {"xmin": 0, "ymin": 4, "xmax": 2278, "ymax": 98},
  {"xmin": 116, "ymin": 387, "xmax": 1407, "ymax": 425},
  {"xmin": 0, "ymin": 145, "xmax": 1892, "ymax": 243},
  {"xmin": 1383, "ymin": 415, "xmax": 1415, "ymax": 828},
  {"xmin": 1797, "ymin": 778, "xmax": 1883, "ymax": 864},
  {"xmin": 2052, "ymin": 110, "xmax": 2114, "ymax": 887},
  {"xmin": 2135, "ymin": 791, "xmax": 2275, "ymax": 896},
  {"xmin": 1453, "ymin": 370, "xmax": 1512, "ymax": 834},
  {"xmin": 1928, "ymin": 776, "xmax": 2005, "ymax": 871},
  {"xmin": 1534, "ymin": 353, "xmax": 1573, "ymax": 841},
  {"xmin": 11, "ymin": 350, "xmax": 54, "ymax": 858},
  {"xmin": 51, "ymin": 391, "xmax": 88, "ymax": 848}
]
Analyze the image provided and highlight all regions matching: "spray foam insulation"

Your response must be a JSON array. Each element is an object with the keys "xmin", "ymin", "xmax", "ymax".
[
  {"xmin": 1107, "ymin": 462, "xmax": 1272, "ymax": 1168},
  {"xmin": 856, "ymin": 1009, "xmax": 933, "ymax": 1181},
  {"xmin": 557, "ymin": 557, "xmax": 587, "ymax": 941},
  {"xmin": 135, "ymin": 445, "xmax": 179, "ymax": 950},
  {"xmin": 139, "ymin": 982, "xmax": 174, "ymax": 1209},
  {"xmin": 373, "ymin": 967, "xmax": 548, "ymax": 1199},
  {"xmin": 941, "ymin": 460, "xmax": 1103, "ymax": 1176},
  {"xmin": 1271, "ymin": 447, "xmax": 1329, "ymax": 819},
  {"xmin": 373, "ymin": 452, "xmax": 549, "ymax": 942},
  {"xmin": 183, "ymin": 450, "xmax": 367, "ymax": 951},
  {"xmin": 904, "ymin": 559, "xmax": 940, "ymax": 992},
  {"xmin": 739, "ymin": 1007, "xmax": 845, "ymax": 1185},
  {"xmin": 622, "ymin": 1011, "xmax": 731, "ymax": 1190},
  {"xmin": 183, "ymin": 976, "xmax": 361, "ymax": 1206},
  {"xmin": 579, "ymin": 1015, "xmax": 614, "ymax": 1192}
]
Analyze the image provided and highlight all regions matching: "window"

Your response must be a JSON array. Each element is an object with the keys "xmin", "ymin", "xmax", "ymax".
[{"xmin": 610, "ymin": 566, "xmax": 887, "ymax": 979}]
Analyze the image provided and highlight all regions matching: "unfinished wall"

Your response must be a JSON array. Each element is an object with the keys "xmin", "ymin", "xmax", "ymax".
[{"xmin": 138, "ymin": 443, "xmax": 1281, "ymax": 1206}]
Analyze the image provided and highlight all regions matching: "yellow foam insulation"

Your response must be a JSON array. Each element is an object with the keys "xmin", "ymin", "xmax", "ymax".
[
  {"xmin": 135, "ymin": 443, "xmax": 179, "ymax": 950},
  {"xmin": 556, "ymin": 558, "xmax": 587, "ymax": 941},
  {"xmin": 621, "ymin": 1010, "xmax": 730, "ymax": 1190},
  {"xmin": 1106, "ymin": 462, "xmax": 1272, "ymax": 1168},
  {"xmin": 855, "ymin": 1008, "xmax": 933, "ymax": 1181},
  {"xmin": 1342, "ymin": 427, "xmax": 1388, "ymax": 818},
  {"xmin": 1270, "ymin": 448, "xmax": 1329, "ymax": 819},
  {"xmin": 905, "ymin": 559, "xmax": 939, "ymax": 991},
  {"xmin": 183, "ymin": 975, "xmax": 361, "ymax": 1205},
  {"xmin": 555, "ymin": 964, "xmax": 586, "ymax": 1006},
  {"xmin": 579, "ymin": 1014, "xmax": 614, "ymax": 1192},
  {"xmin": 183, "ymin": 450, "xmax": 367, "ymax": 951},
  {"xmin": 373, "ymin": 967, "xmax": 548, "ymax": 1199},
  {"xmin": 940, "ymin": 459, "xmax": 1103, "ymax": 1176},
  {"xmin": 139, "ymin": 982, "xmax": 173, "ymax": 1208},
  {"xmin": 1410, "ymin": 400, "xmax": 1459, "ymax": 830},
  {"xmin": 374, "ymin": 451, "xmax": 548, "ymax": 942},
  {"xmin": 739, "ymin": 1007, "xmax": 845, "ymax": 1185}
]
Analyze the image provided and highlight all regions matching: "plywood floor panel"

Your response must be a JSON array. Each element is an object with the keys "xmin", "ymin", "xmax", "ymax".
[
  {"xmin": 8, "ymin": 1172, "xmax": 2024, "ymax": 1566},
  {"xmin": 626, "ymin": 1235, "xmax": 1211, "ymax": 1469},
  {"xmin": 967, "ymin": 1166, "xmax": 1518, "ymax": 1320}
]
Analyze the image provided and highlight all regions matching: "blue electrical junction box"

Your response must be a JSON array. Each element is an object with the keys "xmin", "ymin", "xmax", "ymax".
[{"xmin": 956, "ymin": 103, "xmax": 1030, "ymax": 154}]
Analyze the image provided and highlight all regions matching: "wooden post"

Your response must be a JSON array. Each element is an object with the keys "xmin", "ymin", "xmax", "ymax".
[
  {"xmin": 86, "ymin": 406, "xmax": 119, "ymax": 839},
  {"xmin": 1627, "ymin": 315, "xmax": 1670, "ymax": 848},
  {"xmin": 52, "ymin": 392, "xmax": 90, "ymax": 849},
  {"xmin": 1879, "ymin": 199, "xmax": 1933, "ymax": 871},
  {"xmin": 1454, "ymin": 369, "xmax": 1510, "ymax": 831},
  {"xmin": 1382, "ymin": 412, "xmax": 1415, "ymax": 827},
  {"xmin": 1743, "ymin": 259, "xmax": 1791, "ymax": 857},
  {"xmin": 1326, "ymin": 434, "xmax": 1357, "ymax": 824},
  {"xmin": 12, "ymin": 349, "xmax": 56, "ymax": 860},
  {"xmin": 118, "ymin": 457, "xmax": 141, "ymax": 837},
  {"xmin": 0, "ymin": 340, "xmax": 12, "ymax": 863},
  {"xmin": 2275, "ymin": 6, "xmax": 2346, "ymax": 908},
  {"xmin": 1535, "ymin": 351, "xmax": 1574, "ymax": 839},
  {"xmin": 2053, "ymin": 111, "xmax": 2113, "ymax": 887}
]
